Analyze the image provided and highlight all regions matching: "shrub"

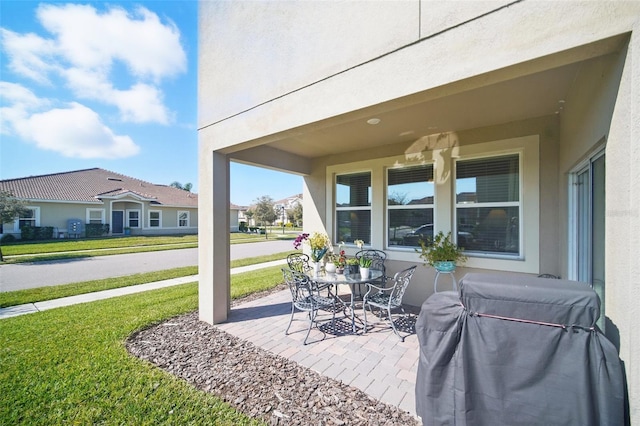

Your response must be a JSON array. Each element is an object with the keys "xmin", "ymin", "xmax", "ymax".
[
  {"xmin": 239, "ymin": 221, "xmax": 247, "ymax": 232},
  {"xmin": 86, "ymin": 223, "xmax": 110, "ymax": 238},
  {"xmin": 20, "ymin": 225, "xmax": 35, "ymax": 241},
  {"xmin": 20, "ymin": 226, "xmax": 54, "ymax": 241},
  {"xmin": 1, "ymin": 234, "xmax": 16, "ymax": 243}
]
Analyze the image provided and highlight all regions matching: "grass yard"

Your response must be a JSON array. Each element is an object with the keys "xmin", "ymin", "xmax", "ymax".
[
  {"xmin": 1, "ymin": 232, "xmax": 297, "ymax": 264},
  {"xmin": 0, "ymin": 266, "xmax": 285, "ymax": 425},
  {"xmin": 1, "ymin": 235, "xmax": 199, "ymax": 256},
  {"xmin": 0, "ymin": 253, "xmax": 294, "ymax": 308}
]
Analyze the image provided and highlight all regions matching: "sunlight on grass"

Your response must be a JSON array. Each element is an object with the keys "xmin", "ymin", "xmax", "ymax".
[
  {"xmin": 2, "ymin": 235, "xmax": 198, "ymax": 256},
  {"xmin": 0, "ymin": 252, "xmax": 294, "ymax": 308},
  {"xmin": 0, "ymin": 267, "xmax": 285, "ymax": 424}
]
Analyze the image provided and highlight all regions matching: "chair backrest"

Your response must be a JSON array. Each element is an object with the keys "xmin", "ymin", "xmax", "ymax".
[
  {"xmin": 389, "ymin": 266, "xmax": 417, "ymax": 306},
  {"xmin": 356, "ymin": 249, "xmax": 387, "ymax": 273},
  {"xmin": 282, "ymin": 268, "xmax": 313, "ymax": 302},
  {"xmin": 287, "ymin": 253, "xmax": 311, "ymax": 273}
]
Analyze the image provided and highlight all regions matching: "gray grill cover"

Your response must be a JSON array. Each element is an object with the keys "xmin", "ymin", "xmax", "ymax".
[{"xmin": 415, "ymin": 273, "xmax": 625, "ymax": 426}]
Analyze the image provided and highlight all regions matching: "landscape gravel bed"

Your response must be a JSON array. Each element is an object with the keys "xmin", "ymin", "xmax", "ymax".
[{"xmin": 126, "ymin": 285, "xmax": 421, "ymax": 425}]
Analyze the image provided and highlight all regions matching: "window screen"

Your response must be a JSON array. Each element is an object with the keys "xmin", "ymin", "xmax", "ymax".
[
  {"xmin": 336, "ymin": 172, "xmax": 371, "ymax": 244},
  {"xmin": 387, "ymin": 165, "xmax": 434, "ymax": 248},
  {"xmin": 456, "ymin": 154, "xmax": 520, "ymax": 255}
]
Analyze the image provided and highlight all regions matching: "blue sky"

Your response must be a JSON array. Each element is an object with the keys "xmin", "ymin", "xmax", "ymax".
[{"xmin": 0, "ymin": 1, "xmax": 302, "ymax": 206}]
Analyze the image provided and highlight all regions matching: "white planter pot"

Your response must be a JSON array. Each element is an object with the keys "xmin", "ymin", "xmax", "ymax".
[{"xmin": 360, "ymin": 267, "xmax": 370, "ymax": 279}]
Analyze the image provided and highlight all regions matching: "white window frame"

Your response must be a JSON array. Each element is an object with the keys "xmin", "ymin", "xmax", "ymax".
[
  {"xmin": 149, "ymin": 210, "xmax": 162, "ymax": 228},
  {"xmin": 14, "ymin": 206, "xmax": 40, "ymax": 231},
  {"xmin": 178, "ymin": 211, "xmax": 190, "ymax": 227},
  {"xmin": 454, "ymin": 152, "xmax": 522, "ymax": 259},
  {"xmin": 386, "ymin": 163, "xmax": 435, "ymax": 249},
  {"xmin": 86, "ymin": 208, "xmax": 105, "ymax": 224},
  {"xmin": 326, "ymin": 135, "xmax": 539, "ymax": 273},
  {"xmin": 126, "ymin": 209, "xmax": 141, "ymax": 228},
  {"xmin": 334, "ymin": 170, "xmax": 372, "ymax": 247}
]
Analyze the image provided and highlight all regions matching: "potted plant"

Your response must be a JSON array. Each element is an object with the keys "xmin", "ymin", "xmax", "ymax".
[
  {"xmin": 419, "ymin": 231, "xmax": 466, "ymax": 272},
  {"xmin": 328, "ymin": 243, "xmax": 347, "ymax": 274},
  {"xmin": 293, "ymin": 231, "xmax": 331, "ymax": 274},
  {"xmin": 359, "ymin": 255, "xmax": 373, "ymax": 278},
  {"xmin": 345, "ymin": 257, "xmax": 359, "ymax": 275}
]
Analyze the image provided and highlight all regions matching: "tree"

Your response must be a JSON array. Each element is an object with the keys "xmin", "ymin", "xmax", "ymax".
[
  {"xmin": 170, "ymin": 181, "xmax": 193, "ymax": 192},
  {"xmin": 252, "ymin": 196, "xmax": 277, "ymax": 239},
  {"xmin": 291, "ymin": 202, "xmax": 303, "ymax": 227},
  {"xmin": 0, "ymin": 190, "xmax": 29, "ymax": 262}
]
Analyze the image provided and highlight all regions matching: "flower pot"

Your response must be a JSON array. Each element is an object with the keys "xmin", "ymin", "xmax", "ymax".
[
  {"xmin": 360, "ymin": 267, "xmax": 370, "ymax": 279},
  {"xmin": 434, "ymin": 261, "xmax": 456, "ymax": 272},
  {"xmin": 325, "ymin": 262, "xmax": 337, "ymax": 274}
]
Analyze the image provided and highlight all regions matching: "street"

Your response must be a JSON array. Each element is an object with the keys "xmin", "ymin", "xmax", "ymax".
[{"xmin": 0, "ymin": 240, "xmax": 294, "ymax": 292}]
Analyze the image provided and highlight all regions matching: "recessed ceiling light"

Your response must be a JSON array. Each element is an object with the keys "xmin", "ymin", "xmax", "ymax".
[{"xmin": 366, "ymin": 118, "xmax": 381, "ymax": 125}]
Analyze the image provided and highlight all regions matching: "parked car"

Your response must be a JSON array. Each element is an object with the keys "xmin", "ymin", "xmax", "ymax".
[{"xmin": 402, "ymin": 224, "xmax": 434, "ymax": 246}]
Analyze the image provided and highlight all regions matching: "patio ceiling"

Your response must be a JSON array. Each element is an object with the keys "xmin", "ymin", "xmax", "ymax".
[
  {"xmin": 228, "ymin": 34, "xmax": 626, "ymax": 170},
  {"xmin": 268, "ymin": 62, "xmax": 579, "ymax": 158}
]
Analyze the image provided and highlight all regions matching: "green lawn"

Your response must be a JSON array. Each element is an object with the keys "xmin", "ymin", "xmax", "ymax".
[
  {"xmin": 1, "ymin": 233, "xmax": 297, "ymax": 264},
  {"xmin": 0, "ymin": 267, "xmax": 285, "ymax": 425},
  {"xmin": 0, "ymin": 252, "xmax": 294, "ymax": 308}
]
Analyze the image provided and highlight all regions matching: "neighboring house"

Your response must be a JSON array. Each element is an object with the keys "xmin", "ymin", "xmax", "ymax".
[
  {"xmin": 0, "ymin": 168, "xmax": 198, "ymax": 238},
  {"xmin": 273, "ymin": 193, "xmax": 302, "ymax": 225},
  {"xmin": 198, "ymin": 2, "xmax": 640, "ymax": 420},
  {"xmin": 229, "ymin": 203, "xmax": 247, "ymax": 231}
]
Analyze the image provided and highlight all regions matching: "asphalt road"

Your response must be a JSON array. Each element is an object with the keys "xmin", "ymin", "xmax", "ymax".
[{"xmin": 0, "ymin": 240, "xmax": 294, "ymax": 292}]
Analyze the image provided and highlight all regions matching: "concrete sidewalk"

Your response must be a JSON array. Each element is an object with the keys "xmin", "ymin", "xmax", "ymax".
[{"xmin": 0, "ymin": 259, "xmax": 286, "ymax": 320}]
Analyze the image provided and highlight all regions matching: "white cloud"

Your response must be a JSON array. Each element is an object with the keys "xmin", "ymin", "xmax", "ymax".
[
  {"xmin": 1, "ymin": 84, "xmax": 140, "ymax": 159},
  {"xmin": 0, "ymin": 82, "xmax": 49, "ymax": 135},
  {"xmin": 0, "ymin": 29, "xmax": 57, "ymax": 84},
  {"xmin": 22, "ymin": 102, "xmax": 140, "ymax": 159},
  {"xmin": 1, "ymin": 3, "xmax": 185, "ymax": 125}
]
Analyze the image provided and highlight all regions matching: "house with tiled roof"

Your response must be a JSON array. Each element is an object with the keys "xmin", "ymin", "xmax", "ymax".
[{"xmin": 0, "ymin": 168, "xmax": 198, "ymax": 238}]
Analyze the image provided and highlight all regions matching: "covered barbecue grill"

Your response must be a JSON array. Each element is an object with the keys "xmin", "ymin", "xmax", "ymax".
[{"xmin": 415, "ymin": 273, "xmax": 625, "ymax": 425}]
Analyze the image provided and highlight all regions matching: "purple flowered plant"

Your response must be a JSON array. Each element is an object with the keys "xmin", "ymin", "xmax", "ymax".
[{"xmin": 293, "ymin": 233, "xmax": 309, "ymax": 250}]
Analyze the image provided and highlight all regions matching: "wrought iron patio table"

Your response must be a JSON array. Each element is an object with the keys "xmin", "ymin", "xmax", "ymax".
[{"xmin": 308, "ymin": 269, "xmax": 384, "ymax": 334}]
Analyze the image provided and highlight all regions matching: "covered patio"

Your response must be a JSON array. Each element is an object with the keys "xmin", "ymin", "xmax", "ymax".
[{"xmin": 199, "ymin": 2, "xmax": 639, "ymax": 422}]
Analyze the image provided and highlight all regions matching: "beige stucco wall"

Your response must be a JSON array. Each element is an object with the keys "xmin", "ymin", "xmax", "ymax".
[{"xmin": 198, "ymin": 1, "xmax": 639, "ymax": 151}]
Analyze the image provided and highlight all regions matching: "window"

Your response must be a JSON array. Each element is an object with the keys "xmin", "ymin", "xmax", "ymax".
[
  {"xmin": 178, "ymin": 211, "xmax": 189, "ymax": 227},
  {"xmin": 387, "ymin": 165, "xmax": 434, "ymax": 247},
  {"xmin": 335, "ymin": 172, "xmax": 371, "ymax": 244},
  {"xmin": 455, "ymin": 154, "xmax": 520, "ymax": 256},
  {"xmin": 18, "ymin": 208, "xmax": 37, "ymax": 229},
  {"xmin": 87, "ymin": 209, "xmax": 104, "ymax": 224},
  {"xmin": 570, "ymin": 149, "xmax": 605, "ymax": 330},
  {"xmin": 127, "ymin": 210, "xmax": 140, "ymax": 228},
  {"xmin": 149, "ymin": 211, "xmax": 161, "ymax": 228}
]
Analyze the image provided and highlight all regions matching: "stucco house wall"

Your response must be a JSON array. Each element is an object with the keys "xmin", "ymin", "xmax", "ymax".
[{"xmin": 199, "ymin": 1, "xmax": 640, "ymax": 420}]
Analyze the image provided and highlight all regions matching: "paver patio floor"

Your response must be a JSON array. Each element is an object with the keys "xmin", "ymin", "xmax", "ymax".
[{"xmin": 214, "ymin": 287, "xmax": 421, "ymax": 417}]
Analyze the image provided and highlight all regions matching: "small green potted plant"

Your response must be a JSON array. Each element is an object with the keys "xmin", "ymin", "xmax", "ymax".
[
  {"xmin": 345, "ymin": 257, "xmax": 359, "ymax": 275},
  {"xmin": 419, "ymin": 231, "xmax": 466, "ymax": 272},
  {"xmin": 358, "ymin": 255, "xmax": 373, "ymax": 278}
]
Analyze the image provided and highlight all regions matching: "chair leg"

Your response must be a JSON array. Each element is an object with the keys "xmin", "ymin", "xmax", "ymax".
[
  {"xmin": 363, "ymin": 302, "xmax": 368, "ymax": 333},
  {"xmin": 387, "ymin": 306, "xmax": 404, "ymax": 342},
  {"xmin": 303, "ymin": 309, "xmax": 315, "ymax": 345},
  {"xmin": 285, "ymin": 304, "xmax": 296, "ymax": 335}
]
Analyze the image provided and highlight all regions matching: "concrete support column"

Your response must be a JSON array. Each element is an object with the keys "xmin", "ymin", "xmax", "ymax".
[{"xmin": 199, "ymin": 150, "xmax": 230, "ymax": 324}]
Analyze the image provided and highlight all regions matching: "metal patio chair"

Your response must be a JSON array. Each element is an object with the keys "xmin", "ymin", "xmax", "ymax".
[
  {"xmin": 287, "ymin": 253, "xmax": 312, "ymax": 273},
  {"xmin": 282, "ymin": 268, "xmax": 336, "ymax": 345},
  {"xmin": 362, "ymin": 265, "xmax": 417, "ymax": 341},
  {"xmin": 354, "ymin": 249, "xmax": 388, "ymax": 296}
]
